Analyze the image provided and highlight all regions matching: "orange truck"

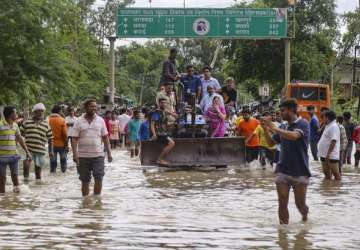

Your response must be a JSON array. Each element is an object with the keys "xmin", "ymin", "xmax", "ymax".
[{"xmin": 284, "ymin": 81, "xmax": 331, "ymax": 120}]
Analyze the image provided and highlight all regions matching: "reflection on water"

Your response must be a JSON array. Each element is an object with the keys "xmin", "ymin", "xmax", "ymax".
[{"xmin": 0, "ymin": 150, "xmax": 360, "ymax": 249}]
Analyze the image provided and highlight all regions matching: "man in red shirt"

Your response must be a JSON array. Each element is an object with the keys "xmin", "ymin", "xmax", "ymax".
[{"xmin": 236, "ymin": 109, "xmax": 260, "ymax": 163}]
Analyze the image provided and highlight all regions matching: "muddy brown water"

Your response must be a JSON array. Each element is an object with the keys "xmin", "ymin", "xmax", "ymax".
[{"xmin": 1, "ymin": 150, "xmax": 360, "ymax": 249}]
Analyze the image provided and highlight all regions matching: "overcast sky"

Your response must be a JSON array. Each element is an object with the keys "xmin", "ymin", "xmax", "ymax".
[{"xmin": 109, "ymin": 0, "xmax": 358, "ymax": 13}]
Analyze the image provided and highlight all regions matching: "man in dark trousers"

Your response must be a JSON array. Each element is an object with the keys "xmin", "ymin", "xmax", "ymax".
[
  {"xmin": 307, "ymin": 105, "xmax": 320, "ymax": 161},
  {"xmin": 343, "ymin": 112, "xmax": 355, "ymax": 165},
  {"xmin": 160, "ymin": 48, "xmax": 179, "ymax": 86}
]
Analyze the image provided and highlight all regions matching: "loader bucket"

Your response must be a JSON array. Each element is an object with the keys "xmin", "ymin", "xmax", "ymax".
[{"xmin": 140, "ymin": 137, "xmax": 246, "ymax": 167}]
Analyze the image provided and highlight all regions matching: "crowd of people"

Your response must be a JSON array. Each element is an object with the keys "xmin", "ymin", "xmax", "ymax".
[{"xmin": 1, "ymin": 48, "xmax": 360, "ymax": 226}]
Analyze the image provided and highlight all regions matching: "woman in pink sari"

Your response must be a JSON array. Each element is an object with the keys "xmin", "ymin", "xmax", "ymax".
[{"xmin": 204, "ymin": 96, "xmax": 226, "ymax": 137}]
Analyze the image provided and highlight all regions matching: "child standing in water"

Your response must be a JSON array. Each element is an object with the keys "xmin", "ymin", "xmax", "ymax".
[
  {"xmin": 109, "ymin": 112, "xmax": 120, "ymax": 149},
  {"xmin": 127, "ymin": 110, "xmax": 142, "ymax": 158}
]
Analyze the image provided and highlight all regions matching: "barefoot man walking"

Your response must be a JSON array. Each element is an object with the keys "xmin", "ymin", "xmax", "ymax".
[
  {"xmin": 263, "ymin": 99, "xmax": 311, "ymax": 224},
  {"xmin": 71, "ymin": 99, "xmax": 113, "ymax": 197}
]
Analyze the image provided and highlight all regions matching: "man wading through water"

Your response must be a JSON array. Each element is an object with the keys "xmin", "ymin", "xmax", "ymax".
[
  {"xmin": 21, "ymin": 103, "xmax": 53, "ymax": 182},
  {"xmin": 262, "ymin": 99, "xmax": 311, "ymax": 224},
  {"xmin": 0, "ymin": 106, "xmax": 32, "ymax": 193},
  {"xmin": 71, "ymin": 99, "xmax": 113, "ymax": 197}
]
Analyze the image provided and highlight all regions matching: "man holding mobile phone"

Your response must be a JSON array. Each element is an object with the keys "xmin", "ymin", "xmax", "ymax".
[{"xmin": 262, "ymin": 99, "xmax": 311, "ymax": 224}]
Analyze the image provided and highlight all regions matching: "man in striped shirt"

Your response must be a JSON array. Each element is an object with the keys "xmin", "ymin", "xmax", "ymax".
[
  {"xmin": 72, "ymin": 99, "xmax": 112, "ymax": 197},
  {"xmin": 21, "ymin": 103, "xmax": 53, "ymax": 181},
  {"xmin": 0, "ymin": 106, "xmax": 32, "ymax": 193}
]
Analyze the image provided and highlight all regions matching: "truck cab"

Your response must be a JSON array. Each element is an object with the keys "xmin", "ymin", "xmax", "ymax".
[{"xmin": 284, "ymin": 81, "xmax": 330, "ymax": 120}]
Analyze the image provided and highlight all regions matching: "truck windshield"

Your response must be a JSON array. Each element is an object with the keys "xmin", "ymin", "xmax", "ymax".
[{"xmin": 297, "ymin": 87, "xmax": 318, "ymax": 100}]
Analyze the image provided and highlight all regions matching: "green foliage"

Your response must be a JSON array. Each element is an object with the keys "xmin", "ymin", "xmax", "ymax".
[
  {"xmin": 0, "ymin": 0, "xmax": 345, "ymax": 110},
  {"xmin": 223, "ymin": 0, "xmax": 338, "ymax": 103},
  {"xmin": 115, "ymin": 41, "xmax": 169, "ymax": 105},
  {"xmin": 0, "ymin": 0, "xmax": 111, "ymax": 108},
  {"xmin": 340, "ymin": 8, "xmax": 360, "ymax": 58}
]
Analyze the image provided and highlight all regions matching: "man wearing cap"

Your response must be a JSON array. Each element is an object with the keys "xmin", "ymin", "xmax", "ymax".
[
  {"xmin": 219, "ymin": 77, "xmax": 237, "ymax": 110},
  {"xmin": 21, "ymin": 103, "xmax": 53, "ymax": 181},
  {"xmin": 156, "ymin": 82, "xmax": 177, "ymax": 125}
]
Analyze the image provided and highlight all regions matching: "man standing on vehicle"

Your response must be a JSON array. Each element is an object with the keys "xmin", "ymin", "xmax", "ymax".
[
  {"xmin": 200, "ymin": 66, "xmax": 221, "ymax": 100},
  {"xmin": 156, "ymin": 82, "xmax": 177, "ymax": 125},
  {"xmin": 180, "ymin": 64, "xmax": 202, "ymax": 103},
  {"xmin": 160, "ymin": 48, "xmax": 179, "ymax": 86},
  {"xmin": 262, "ymin": 99, "xmax": 310, "ymax": 224},
  {"xmin": 72, "ymin": 99, "xmax": 113, "ymax": 197}
]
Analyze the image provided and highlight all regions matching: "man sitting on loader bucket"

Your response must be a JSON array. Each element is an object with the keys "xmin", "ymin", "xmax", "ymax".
[{"xmin": 150, "ymin": 98, "xmax": 177, "ymax": 166}]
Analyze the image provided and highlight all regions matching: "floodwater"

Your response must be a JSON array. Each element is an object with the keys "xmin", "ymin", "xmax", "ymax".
[{"xmin": 1, "ymin": 150, "xmax": 360, "ymax": 250}]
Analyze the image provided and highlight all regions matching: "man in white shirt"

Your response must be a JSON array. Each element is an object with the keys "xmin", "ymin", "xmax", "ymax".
[
  {"xmin": 199, "ymin": 85, "xmax": 224, "ymax": 113},
  {"xmin": 117, "ymin": 108, "xmax": 131, "ymax": 147},
  {"xmin": 318, "ymin": 110, "xmax": 341, "ymax": 181},
  {"xmin": 118, "ymin": 108, "xmax": 131, "ymax": 132},
  {"xmin": 65, "ymin": 107, "xmax": 77, "ymax": 143},
  {"xmin": 200, "ymin": 66, "xmax": 221, "ymax": 99}
]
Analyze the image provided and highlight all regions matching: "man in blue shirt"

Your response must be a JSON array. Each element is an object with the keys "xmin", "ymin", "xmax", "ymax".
[
  {"xmin": 180, "ymin": 65, "xmax": 202, "ymax": 104},
  {"xmin": 263, "ymin": 99, "xmax": 310, "ymax": 225},
  {"xmin": 139, "ymin": 108, "xmax": 150, "ymax": 141},
  {"xmin": 307, "ymin": 105, "xmax": 320, "ymax": 161}
]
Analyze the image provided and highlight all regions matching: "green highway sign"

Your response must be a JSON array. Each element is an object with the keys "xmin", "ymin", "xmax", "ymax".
[{"xmin": 116, "ymin": 8, "xmax": 287, "ymax": 38}]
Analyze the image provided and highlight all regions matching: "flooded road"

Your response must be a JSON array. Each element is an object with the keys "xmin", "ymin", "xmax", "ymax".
[{"xmin": 1, "ymin": 150, "xmax": 360, "ymax": 249}]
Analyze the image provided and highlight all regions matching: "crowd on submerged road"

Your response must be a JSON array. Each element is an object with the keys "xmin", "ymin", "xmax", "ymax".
[{"xmin": 1, "ymin": 48, "xmax": 360, "ymax": 226}]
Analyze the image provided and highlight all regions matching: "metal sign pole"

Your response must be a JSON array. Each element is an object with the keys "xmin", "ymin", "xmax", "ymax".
[
  {"xmin": 285, "ymin": 38, "xmax": 291, "ymax": 87},
  {"xmin": 108, "ymin": 36, "xmax": 116, "ymax": 109}
]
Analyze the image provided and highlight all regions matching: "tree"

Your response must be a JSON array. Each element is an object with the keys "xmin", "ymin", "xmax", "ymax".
[
  {"xmin": 223, "ymin": 0, "xmax": 338, "ymax": 102},
  {"xmin": 339, "ymin": 8, "xmax": 360, "ymax": 59},
  {"xmin": 88, "ymin": 0, "xmax": 134, "ymax": 61},
  {"xmin": 115, "ymin": 41, "xmax": 169, "ymax": 105},
  {"xmin": 0, "ymin": 0, "xmax": 110, "ymax": 108}
]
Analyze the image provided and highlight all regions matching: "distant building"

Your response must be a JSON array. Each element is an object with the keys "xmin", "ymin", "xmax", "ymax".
[{"xmin": 334, "ymin": 63, "xmax": 358, "ymax": 100}]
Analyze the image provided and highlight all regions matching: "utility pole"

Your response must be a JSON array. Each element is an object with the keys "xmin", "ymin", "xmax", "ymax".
[
  {"xmin": 354, "ymin": 45, "xmax": 360, "ymax": 118},
  {"xmin": 139, "ymin": 74, "xmax": 145, "ymax": 106},
  {"xmin": 284, "ymin": 39, "xmax": 291, "ymax": 87},
  {"xmin": 108, "ymin": 36, "xmax": 116, "ymax": 109},
  {"xmin": 330, "ymin": 64, "xmax": 334, "ymax": 109},
  {"xmin": 183, "ymin": 0, "xmax": 186, "ymax": 8}
]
